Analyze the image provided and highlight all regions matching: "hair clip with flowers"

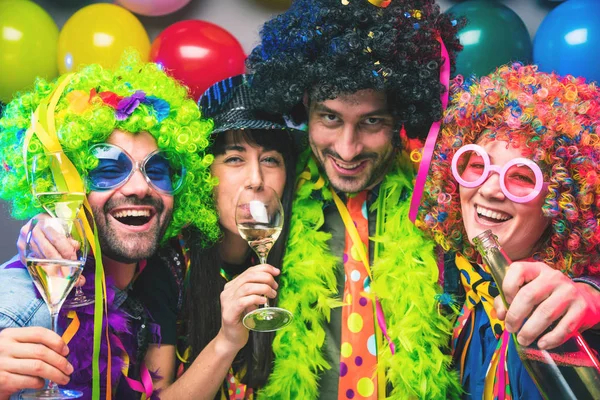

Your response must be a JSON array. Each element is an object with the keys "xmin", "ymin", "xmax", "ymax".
[
  {"xmin": 94, "ymin": 89, "xmax": 171, "ymax": 122},
  {"xmin": 65, "ymin": 89, "xmax": 171, "ymax": 122}
]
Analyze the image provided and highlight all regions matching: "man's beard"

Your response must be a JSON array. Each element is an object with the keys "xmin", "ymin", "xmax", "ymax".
[
  {"xmin": 314, "ymin": 146, "xmax": 395, "ymax": 193},
  {"xmin": 92, "ymin": 197, "xmax": 172, "ymax": 264}
]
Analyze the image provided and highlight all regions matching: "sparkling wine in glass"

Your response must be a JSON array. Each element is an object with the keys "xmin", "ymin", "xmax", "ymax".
[
  {"xmin": 36, "ymin": 192, "xmax": 86, "ymax": 221},
  {"xmin": 21, "ymin": 217, "xmax": 87, "ymax": 400},
  {"xmin": 236, "ymin": 186, "xmax": 293, "ymax": 332},
  {"xmin": 31, "ymin": 152, "xmax": 92, "ymax": 308}
]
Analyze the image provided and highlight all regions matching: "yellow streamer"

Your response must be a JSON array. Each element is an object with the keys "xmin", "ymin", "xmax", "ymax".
[
  {"xmin": 330, "ymin": 188, "xmax": 372, "ymax": 279},
  {"xmin": 22, "ymin": 74, "xmax": 110, "ymax": 400}
]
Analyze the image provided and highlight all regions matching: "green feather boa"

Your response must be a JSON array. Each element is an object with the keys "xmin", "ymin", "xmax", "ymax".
[{"xmin": 257, "ymin": 151, "xmax": 461, "ymax": 399}]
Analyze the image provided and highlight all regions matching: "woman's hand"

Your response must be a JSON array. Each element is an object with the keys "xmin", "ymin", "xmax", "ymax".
[
  {"xmin": 155, "ymin": 264, "xmax": 280, "ymax": 400},
  {"xmin": 494, "ymin": 260, "xmax": 600, "ymax": 349},
  {"xmin": 217, "ymin": 264, "xmax": 280, "ymax": 351}
]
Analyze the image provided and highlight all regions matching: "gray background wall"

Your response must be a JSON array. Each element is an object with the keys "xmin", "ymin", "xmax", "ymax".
[{"xmin": 0, "ymin": 0, "xmax": 559, "ymax": 261}]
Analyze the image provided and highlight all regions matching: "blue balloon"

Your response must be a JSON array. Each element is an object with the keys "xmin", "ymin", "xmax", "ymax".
[{"xmin": 534, "ymin": 0, "xmax": 600, "ymax": 83}]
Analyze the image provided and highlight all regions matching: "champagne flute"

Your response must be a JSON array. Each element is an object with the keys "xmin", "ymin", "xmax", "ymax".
[
  {"xmin": 235, "ymin": 186, "xmax": 293, "ymax": 332},
  {"xmin": 21, "ymin": 217, "xmax": 87, "ymax": 399},
  {"xmin": 31, "ymin": 152, "xmax": 92, "ymax": 308}
]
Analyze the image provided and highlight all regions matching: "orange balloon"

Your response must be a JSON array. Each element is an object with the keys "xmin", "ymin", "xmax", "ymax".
[{"xmin": 57, "ymin": 4, "xmax": 150, "ymax": 74}]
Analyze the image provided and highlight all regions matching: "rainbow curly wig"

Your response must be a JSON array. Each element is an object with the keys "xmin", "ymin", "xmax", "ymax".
[
  {"xmin": 417, "ymin": 63, "xmax": 600, "ymax": 276},
  {"xmin": 0, "ymin": 54, "xmax": 219, "ymax": 243},
  {"xmin": 247, "ymin": 0, "xmax": 463, "ymax": 139}
]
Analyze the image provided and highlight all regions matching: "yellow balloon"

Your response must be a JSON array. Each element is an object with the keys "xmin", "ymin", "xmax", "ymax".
[
  {"xmin": 0, "ymin": 0, "xmax": 59, "ymax": 103},
  {"xmin": 57, "ymin": 4, "xmax": 150, "ymax": 74}
]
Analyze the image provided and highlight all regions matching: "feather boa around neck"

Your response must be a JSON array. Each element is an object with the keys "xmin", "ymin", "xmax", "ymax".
[
  {"xmin": 258, "ymin": 152, "xmax": 461, "ymax": 399},
  {"xmin": 58, "ymin": 272, "xmax": 128, "ymax": 399}
]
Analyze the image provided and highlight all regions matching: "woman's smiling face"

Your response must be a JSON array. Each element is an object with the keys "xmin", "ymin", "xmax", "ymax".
[
  {"xmin": 459, "ymin": 140, "xmax": 550, "ymax": 261},
  {"xmin": 210, "ymin": 130, "xmax": 287, "ymax": 238}
]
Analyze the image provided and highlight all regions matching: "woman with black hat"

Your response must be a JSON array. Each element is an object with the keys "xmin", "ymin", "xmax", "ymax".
[{"xmin": 135, "ymin": 74, "xmax": 302, "ymax": 399}]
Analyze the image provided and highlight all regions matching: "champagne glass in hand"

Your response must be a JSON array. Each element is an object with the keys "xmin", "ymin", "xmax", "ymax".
[
  {"xmin": 31, "ymin": 152, "xmax": 92, "ymax": 308},
  {"xmin": 236, "ymin": 186, "xmax": 293, "ymax": 332},
  {"xmin": 21, "ymin": 217, "xmax": 87, "ymax": 399}
]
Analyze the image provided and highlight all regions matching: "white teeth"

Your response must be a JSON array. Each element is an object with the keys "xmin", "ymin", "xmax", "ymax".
[
  {"xmin": 333, "ymin": 160, "xmax": 361, "ymax": 169},
  {"xmin": 113, "ymin": 209, "xmax": 151, "ymax": 219},
  {"xmin": 476, "ymin": 205, "xmax": 511, "ymax": 221}
]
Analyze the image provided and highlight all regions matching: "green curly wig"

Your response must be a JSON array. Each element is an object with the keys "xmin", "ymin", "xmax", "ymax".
[{"xmin": 0, "ymin": 54, "xmax": 219, "ymax": 243}]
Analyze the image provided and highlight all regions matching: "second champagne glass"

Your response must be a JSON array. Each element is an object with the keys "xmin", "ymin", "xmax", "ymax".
[
  {"xmin": 21, "ymin": 217, "xmax": 88, "ymax": 399},
  {"xmin": 31, "ymin": 152, "xmax": 93, "ymax": 308},
  {"xmin": 235, "ymin": 186, "xmax": 293, "ymax": 332}
]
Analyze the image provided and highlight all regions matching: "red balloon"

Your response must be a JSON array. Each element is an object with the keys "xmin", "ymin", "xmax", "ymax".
[{"xmin": 150, "ymin": 20, "xmax": 246, "ymax": 101}]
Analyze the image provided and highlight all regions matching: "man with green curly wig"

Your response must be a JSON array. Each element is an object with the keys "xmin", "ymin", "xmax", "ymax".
[{"xmin": 0, "ymin": 56, "xmax": 217, "ymax": 399}]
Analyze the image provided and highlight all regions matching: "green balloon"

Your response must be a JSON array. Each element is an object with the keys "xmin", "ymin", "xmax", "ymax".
[
  {"xmin": 446, "ymin": 1, "xmax": 532, "ymax": 78},
  {"xmin": 0, "ymin": 0, "xmax": 59, "ymax": 103}
]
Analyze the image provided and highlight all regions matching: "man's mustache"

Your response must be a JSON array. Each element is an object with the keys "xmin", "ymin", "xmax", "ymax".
[{"xmin": 321, "ymin": 149, "xmax": 378, "ymax": 162}]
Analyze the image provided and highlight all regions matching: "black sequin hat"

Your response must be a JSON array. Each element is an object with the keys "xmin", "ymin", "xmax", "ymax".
[{"xmin": 199, "ymin": 74, "xmax": 302, "ymax": 135}]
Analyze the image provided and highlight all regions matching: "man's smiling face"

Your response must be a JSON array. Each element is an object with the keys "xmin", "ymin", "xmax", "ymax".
[
  {"xmin": 87, "ymin": 130, "xmax": 173, "ymax": 264},
  {"xmin": 307, "ymin": 89, "xmax": 395, "ymax": 194}
]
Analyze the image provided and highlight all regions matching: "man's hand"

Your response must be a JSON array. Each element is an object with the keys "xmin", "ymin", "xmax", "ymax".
[
  {"xmin": 17, "ymin": 215, "xmax": 81, "ymax": 264},
  {"xmin": 17, "ymin": 214, "xmax": 85, "ymax": 287},
  {"xmin": 494, "ymin": 261, "xmax": 600, "ymax": 350},
  {"xmin": 0, "ymin": 327, "xmax": 73, "ymax": 399}
]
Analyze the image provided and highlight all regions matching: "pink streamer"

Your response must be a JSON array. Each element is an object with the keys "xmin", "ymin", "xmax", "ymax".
[
  {"xmin": 376, "ymin": 298, "xmax": 396, "ymax": 355},
  {"xmin": 408, "ymin": 36, "xmax": 451, "ymax": 223},
  {"xmin": 498, "ymin": 330, "xmax": 510, "ymax": 400},
  {"xmin": 137, "ymin": 259, "xmax": 147, "ymax": 275},
  {"xmin": 124, "ymin": 364, "xmax": 154, "ymax": 398},
  {"xmin": 112, "ymin": 333, "xmax": 154, "ymax": 397}
]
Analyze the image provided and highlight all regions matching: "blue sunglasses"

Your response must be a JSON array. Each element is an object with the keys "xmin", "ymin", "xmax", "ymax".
[{"xmin": 87, "ymin": 143, "xmax": 185, "ymax": 194}]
